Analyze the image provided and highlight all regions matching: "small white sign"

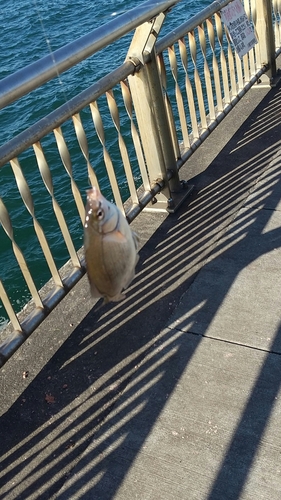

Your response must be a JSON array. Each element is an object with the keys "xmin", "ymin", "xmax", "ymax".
[{"xmin": 220, "ymin": 0, "xmax": 258, "ymax": 59}]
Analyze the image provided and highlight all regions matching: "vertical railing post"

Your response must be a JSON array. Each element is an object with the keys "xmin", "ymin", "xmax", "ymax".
[
  {"xmin": 127, "ymin": 13, "xmax": 192, "ymax": 212},
  {"xmin": 255, "ymin": 0, "xmax": 276, "ymax": 84}
]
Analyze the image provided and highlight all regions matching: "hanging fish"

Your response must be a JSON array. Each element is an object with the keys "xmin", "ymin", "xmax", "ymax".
[{"xmin": 84, "ymin": 186, "xmax": 139, "ymax": 304}]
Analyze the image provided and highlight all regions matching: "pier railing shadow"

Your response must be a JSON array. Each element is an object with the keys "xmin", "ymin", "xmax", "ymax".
[{"xmin": 0, "ymin": 83, "xmax": 281, "ymax": 499}]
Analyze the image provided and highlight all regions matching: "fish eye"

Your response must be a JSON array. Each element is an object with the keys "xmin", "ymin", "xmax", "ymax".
[{"xmin": 96, "ymin": 208, "xmax": 104, "ymax": 220}]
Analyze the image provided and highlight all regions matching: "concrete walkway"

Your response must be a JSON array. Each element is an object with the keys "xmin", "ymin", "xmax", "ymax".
[{"xmin": 1, "ymin": 81, "xmax": 281, "ymax": 499}]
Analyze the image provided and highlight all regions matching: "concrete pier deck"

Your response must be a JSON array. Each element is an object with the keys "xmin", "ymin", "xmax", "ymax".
[{"xmin": 1, "ymin": 79, "xmax": 281, "ymax": 499}]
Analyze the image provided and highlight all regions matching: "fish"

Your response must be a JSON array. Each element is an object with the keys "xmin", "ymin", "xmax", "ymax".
[{"xmin": 84, "ymin": 186, "xmax": 139, "ymax": 304}]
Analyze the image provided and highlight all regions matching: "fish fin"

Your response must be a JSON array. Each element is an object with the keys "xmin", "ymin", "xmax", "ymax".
[
  {"xmin": 123, "ymin": 268, "xmax": 136, "ymax": 290},
  {"xmin": 122, "ymin": 252, "xmax": 139, "ymax": 290},
  {"xmin": 112, "ymin": 293, "xmax": 126, "ymax": 302},
  {"xmin": 132, "ymin": 230, "xmax": 140, "ymax": 251},
  {"xmin": 103, "ymin": 292, "xmax": 126, "ymax": 304},
  {"xmin": 89, "ymin": 280, "xmax": 102, "ymax": 299}
]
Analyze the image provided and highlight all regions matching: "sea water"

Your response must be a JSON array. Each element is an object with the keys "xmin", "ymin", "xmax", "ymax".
[{"xmin": 0, "ymin": 0, "xmax": 208, "ymax": 327}]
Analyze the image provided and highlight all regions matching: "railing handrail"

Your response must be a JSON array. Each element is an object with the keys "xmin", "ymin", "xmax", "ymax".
[
  {"xmin": 0, "ymin": 0, "xmax": 230, "ymax": 169},
  {"xmin": 0, "ymin": 61, "xmax": 135, "ymax": 169},
  {"xmin": 156, "ymin": 0, "xmax": 231, "ymax": 52},
  {"xmin": 0, "ymin": 0, "xmax": 179, "ymax": 111}
]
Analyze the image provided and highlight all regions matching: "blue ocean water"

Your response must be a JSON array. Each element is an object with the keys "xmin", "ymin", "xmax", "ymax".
[{"xmin": 0, "ymin": 0, "xmax": 208, "ymax": 327}]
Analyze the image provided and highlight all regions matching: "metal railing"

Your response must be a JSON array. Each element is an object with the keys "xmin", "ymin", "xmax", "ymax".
[{"xmin": 0, "ymin": 0, "xmax": 280, "ymax": 367}]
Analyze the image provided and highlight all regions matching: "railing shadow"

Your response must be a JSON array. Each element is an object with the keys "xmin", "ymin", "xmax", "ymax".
[
  {"xmin": 0, "ymin": 83, "xmax": 281, "ymax": 499},
  {"xmin": 207, "ymin": 323, "xmax": 281, "ymax": 499}
]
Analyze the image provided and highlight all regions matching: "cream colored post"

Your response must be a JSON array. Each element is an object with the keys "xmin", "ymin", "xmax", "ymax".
[
  {"xmin": 127, "ymin": 14, "xmax": 191, "ymax": 212},
  {"xmin": 255, "ymin": 0, "xmax": 276, "ymax": 84}
]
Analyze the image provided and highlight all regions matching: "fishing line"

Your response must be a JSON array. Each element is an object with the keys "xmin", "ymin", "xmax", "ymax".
[{"xmin": 33, "ymin": 0, "xmax": 71, "ymax": 108}]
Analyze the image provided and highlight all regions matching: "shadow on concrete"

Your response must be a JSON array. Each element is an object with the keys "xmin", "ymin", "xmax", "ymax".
[
  {"xmin": 0, "ymin": 83, "xmax": 281, "ymax": 499},
  {"xmin": 206, "ymin": 321, "xmax": 281, "ymax": 499}
]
